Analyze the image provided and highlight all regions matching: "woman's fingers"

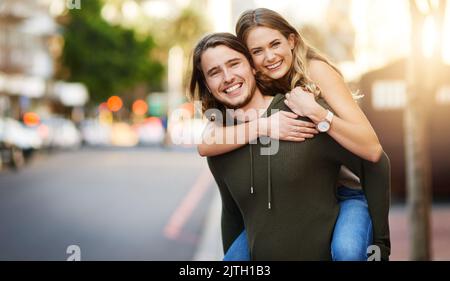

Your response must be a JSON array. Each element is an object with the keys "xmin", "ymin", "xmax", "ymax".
[
  {"xmin": 280, "ymin": 110, "xmax": 298, "ymax": 119},
  {"xmin": 288, "ymin": 119, "xmax": 316, "ymax": 128},
  {"xmin": 284, "ymin": 99, "xmax": 293, "ymax": 108},
  {"xmin": 290, "ymin": 126, "xmax": 319, "ymax": 134},
  {"xmin": 288, "ymin": 131, "xmax": 315, "ymax": 138},
  {"xmin": 283, "ymin": 136, "xmax": 306, "ymax": 142}
]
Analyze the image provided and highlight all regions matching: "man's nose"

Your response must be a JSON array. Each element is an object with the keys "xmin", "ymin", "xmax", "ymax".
[{"xmin": 223, "ymin": 69, "xmax": 235, "ymax": 84}]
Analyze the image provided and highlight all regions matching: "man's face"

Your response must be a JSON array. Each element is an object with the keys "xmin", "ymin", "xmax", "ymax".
[{"xmin": 201, "ymin": 45, "xmax": 257, "ymax": 109}]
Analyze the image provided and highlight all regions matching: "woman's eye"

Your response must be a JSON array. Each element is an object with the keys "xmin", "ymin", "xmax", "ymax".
[
  {"xmin": 252, "ymin": 50, "xmax": 262, "ymax": 55},
  {"xmin": 231, "ymin": 62, "xmax": 239, "ymax": 67},
  {"xmin": 273, "ymin": 42, "xmax": 280, "ymax": 47}
]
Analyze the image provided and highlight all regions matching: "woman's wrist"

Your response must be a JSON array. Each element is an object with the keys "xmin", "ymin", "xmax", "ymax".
[
  {"xmin": 256, "ymin": 117, "xmax": 269, "ymax": 137},
  {"xmin": 308, "ymin": 104, "xmax": 328, "ymax": 124}
]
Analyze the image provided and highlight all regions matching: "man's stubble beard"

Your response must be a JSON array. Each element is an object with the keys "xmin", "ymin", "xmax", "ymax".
[{"xmin": 218, "ymin": 83, "xmax": 256, "ymax": 110}]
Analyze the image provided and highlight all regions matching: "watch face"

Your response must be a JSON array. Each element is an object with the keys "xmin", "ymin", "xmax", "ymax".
[{"xmin": 317, "ymin": 121, "xmax": 330, "ymax": 132}]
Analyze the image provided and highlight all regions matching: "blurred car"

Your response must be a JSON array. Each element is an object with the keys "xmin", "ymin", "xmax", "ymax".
[
  {"xmin": 0, "ymin": 117, "xmax": 42, "ymax": 169},
  {"xmin": 133, "ymin": 117, "xmax": 165, "ymax": 146},
  {"xmin": 110, "ymin": 122, "xmax": 139, "ymax": 147},
  {"xmin": 80, "ymin": 119, "xmax": 112, "ymax": 146},
  {"xmin": 38, "ymin": 117, "xmax": 82, "ymax": 149}
]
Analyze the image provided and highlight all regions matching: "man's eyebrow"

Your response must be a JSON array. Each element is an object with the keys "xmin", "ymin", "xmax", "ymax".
[
  {"xmin": 206, "ymin": 58, "xmax": 241, "ymax": 75},
  {"xmin": 206, "ymin": 66, "xmax": 220, "ymax": 76},
  {"xmin": 226, "ymin": 58, "xmax": 241, "ymax": 64}
]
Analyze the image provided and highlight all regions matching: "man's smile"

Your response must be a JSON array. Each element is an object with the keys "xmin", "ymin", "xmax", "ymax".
[{"xmin": 223, "ymin": 83, "xmax": 243, "ymax": 96}]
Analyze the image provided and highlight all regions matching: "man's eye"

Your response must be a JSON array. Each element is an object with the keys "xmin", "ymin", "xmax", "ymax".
[
  {"xmin": 273, "ymin": 42, "xmax": 280, "ymax": 47},
  {"xmin": 231, "ymin": 62, "xmax": 240, "ymax": 67}
]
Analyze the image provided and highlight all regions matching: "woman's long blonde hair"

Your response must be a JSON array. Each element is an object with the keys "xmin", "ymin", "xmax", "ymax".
[{"xmin": 236, "ymin": 8, "xmax": 343, "ymax": 97}]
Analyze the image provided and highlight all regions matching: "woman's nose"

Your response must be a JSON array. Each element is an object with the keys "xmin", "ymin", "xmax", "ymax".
[{"xmin": 265, "ymin": 49, "xmax": 276, "ymax": 62}]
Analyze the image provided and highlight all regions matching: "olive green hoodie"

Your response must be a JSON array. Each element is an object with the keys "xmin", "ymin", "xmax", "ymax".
[{"xmin": 207, "ymin": 93, "xmax": 391, "ymax": 261}]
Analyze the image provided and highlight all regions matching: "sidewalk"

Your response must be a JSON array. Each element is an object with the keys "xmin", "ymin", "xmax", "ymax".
[
  {"xmin": 193, "ymin": 189, "xmax": 224, "ymax": 261},
  {"xmin": 389, "ymin": 204, "xmax": 450, "ymax": 260},
  {"xmin": 194, "ymin": 189, "xmax": 450, "ymax": 261}
]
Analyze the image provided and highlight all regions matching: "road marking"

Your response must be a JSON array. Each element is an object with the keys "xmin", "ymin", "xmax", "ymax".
[{"xmin": 164, "ymin": 166, "xmax": 213, "ymax": 240}]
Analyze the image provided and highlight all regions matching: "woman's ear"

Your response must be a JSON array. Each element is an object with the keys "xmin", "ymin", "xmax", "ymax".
[
  {"xmin": 252, "ymin": 68, "xmax": 256, "ymax": 75},
  {"xmin": 288, "ymin": 33, "xmax": 296, "ymax": 50}
]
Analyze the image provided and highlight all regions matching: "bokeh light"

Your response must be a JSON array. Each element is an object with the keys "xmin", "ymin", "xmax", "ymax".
[
  {"xmin": 132, "ymin": 99, "xmax": 148, "ymax": 116},
  {"xmin": 107, "ymin": 96, "xmax": 123, "ymax": 112},
  {"xmin": 23, "ymin": 112, "xmax": 40, "ymax": 127}
]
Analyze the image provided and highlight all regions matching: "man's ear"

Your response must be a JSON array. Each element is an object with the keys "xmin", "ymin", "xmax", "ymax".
[
  {"xmin": 205, "ymin": 83, "xmax": 212, "ymax": 94},
  {"xmin": 252, "ymin": 68, "xmax": 256, "ymax": 75}
]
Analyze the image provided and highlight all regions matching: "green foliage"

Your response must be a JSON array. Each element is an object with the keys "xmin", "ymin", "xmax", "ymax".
[{"xmin": 60, "ymin": 0, "xmax": 163, "ymax": 104}]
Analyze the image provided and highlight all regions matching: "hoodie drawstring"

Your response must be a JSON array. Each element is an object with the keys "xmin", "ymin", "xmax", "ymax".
[
  {"xmin": 249, "ymin": 144, "xmax": 254, "ymax": 194},
  {"xmin": 268, "ymin": 153, "xmax": 271, "ymax": 210},
  {"xmin": 249, "ymin": 143, "xmax": 272, "ymax": 210}
]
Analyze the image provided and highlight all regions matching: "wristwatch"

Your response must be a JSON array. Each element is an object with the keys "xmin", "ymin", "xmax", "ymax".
[{"xmin": 316, "ymin": 110, "xmax": 334, "ymax": 133}]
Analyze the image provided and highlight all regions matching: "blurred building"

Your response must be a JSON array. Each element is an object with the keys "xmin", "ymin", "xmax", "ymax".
[
  {"xmin": 0, "ymin": 0, "xmax": 53, "ymax": 118},
  {"xmin": 0, "ymin": 0, "xmax": 87, "ymax": 121},
  {"xmin": 359, "ymin": 59, "xmax": 450, "ymax": 200}
]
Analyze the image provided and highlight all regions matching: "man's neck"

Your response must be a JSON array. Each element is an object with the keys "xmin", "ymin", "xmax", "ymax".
[{"xmin": 235, "ymin": 88, "xmax": 273, "ymax": 122}]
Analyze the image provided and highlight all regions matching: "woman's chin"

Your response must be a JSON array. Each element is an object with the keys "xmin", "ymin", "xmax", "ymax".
[{"xmin": 264, "ymin": 68, "xmax": 288, "ymax": 80}]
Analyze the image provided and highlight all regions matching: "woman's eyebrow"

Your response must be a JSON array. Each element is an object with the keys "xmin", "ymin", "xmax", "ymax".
[
  {"xmin": 269, "ymin": 39, "xmax": 281, "ymax": 45},
  {"xmin": 250, "ymin": 39, "xmax": 280, "ymax": 51},
  {"xmin": 249, "ymin": 46, "xmax": 262, "ymax": 52}
]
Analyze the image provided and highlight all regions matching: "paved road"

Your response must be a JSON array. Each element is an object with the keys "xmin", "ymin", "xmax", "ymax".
[{"xmin": 0, "ymin": 147, "xmax": 214, "ymax": 261}]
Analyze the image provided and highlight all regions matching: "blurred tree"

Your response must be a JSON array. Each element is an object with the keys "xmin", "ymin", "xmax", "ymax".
[
  {"xmin": 406, "ymin": 0, "xmax": 447, "ymax": 261},
  {"xmin": 167, "ymin": 8, "xmax": 209, "ymax": 95},
  {"xmin": 57, "ymin": 0, "xmax": 164, "ymax": 104},
  {"xmin": 166, "ymin": 8, "xmax": 209, "ymax": 54}
]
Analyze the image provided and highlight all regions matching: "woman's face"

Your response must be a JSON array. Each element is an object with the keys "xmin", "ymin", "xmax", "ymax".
[{"xmin": 246, "ymin": 26, "xmax": 295, "ymax": 80}]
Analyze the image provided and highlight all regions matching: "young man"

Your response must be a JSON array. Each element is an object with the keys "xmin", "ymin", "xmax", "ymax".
[{"xmin": 188, "ymin": 33, "xmax": 390, "ymax": 261}]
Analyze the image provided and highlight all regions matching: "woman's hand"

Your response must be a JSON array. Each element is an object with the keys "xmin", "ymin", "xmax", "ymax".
[
  {"xmin": 284, "ymin": 87, "xmax": 326, "ymax": 119},
  {"xmin": 259, "ymin": 111, "xmax": 318, "ymax": 142}
]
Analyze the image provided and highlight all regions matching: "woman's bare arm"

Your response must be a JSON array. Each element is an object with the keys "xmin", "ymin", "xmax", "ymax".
[
  {"xmin": 285, "ymin": 60, "xmax": 383, "ymax": 162},
  {"xmin": 198, "ymin": 111, "xmax": 317, "ymax": 157}
]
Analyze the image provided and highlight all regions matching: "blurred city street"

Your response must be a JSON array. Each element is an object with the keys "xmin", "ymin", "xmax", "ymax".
[
  {"xmin": 1, "ymin": 0, "xmax": 450, "ymax": 261},
  {"xmin": 1, "ymin": 145, "xmax": 450, "ymax": 261},
  {"xmin": 0, "ymin": 147, "xmax": 215, "ymax": 260}
]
